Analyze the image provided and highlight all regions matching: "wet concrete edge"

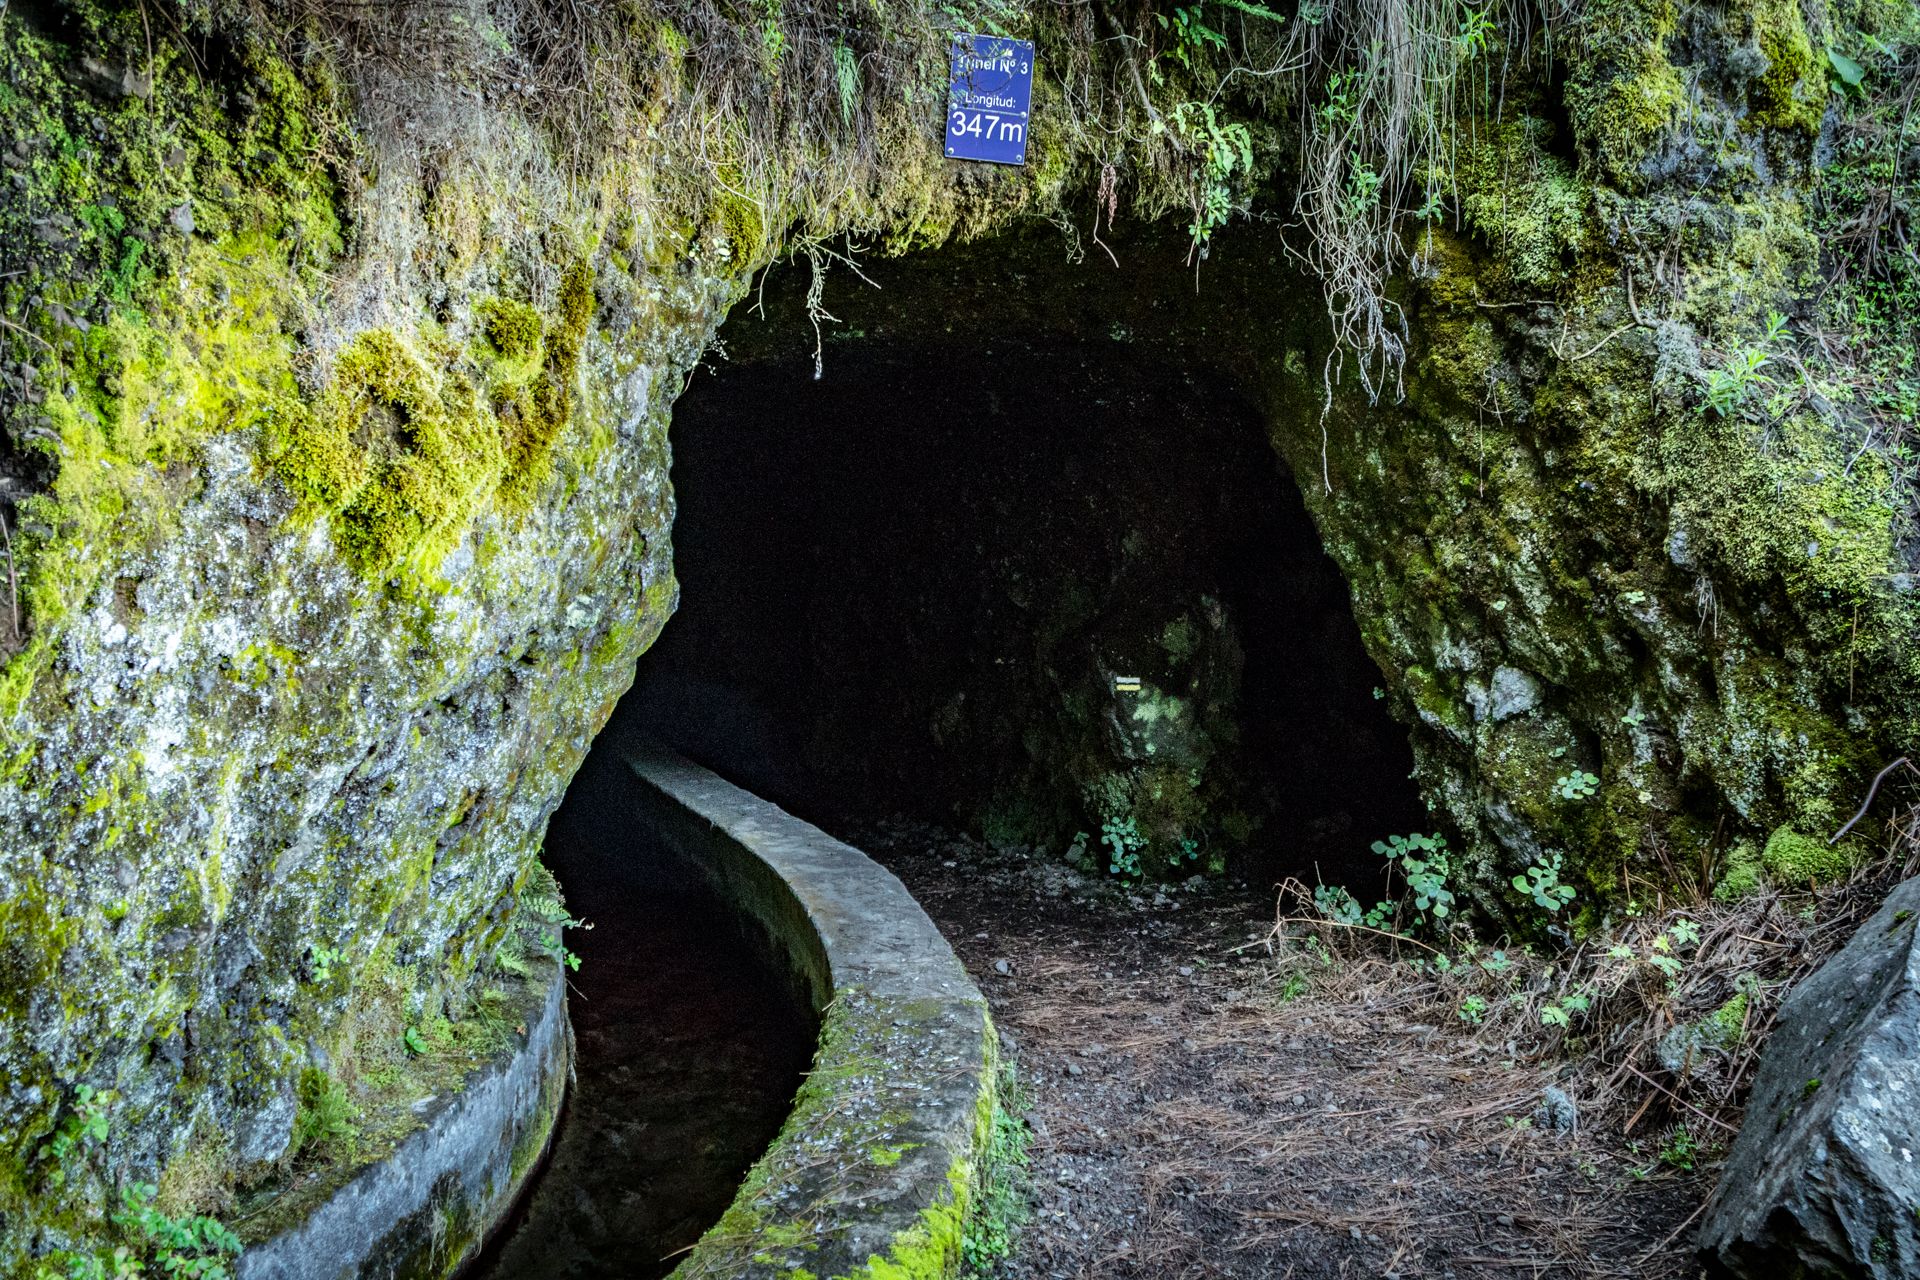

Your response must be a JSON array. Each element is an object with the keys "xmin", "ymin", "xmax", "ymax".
[
  {"xmin": 236, "ymin": 960, "xmax": 571, "ymax": 1280},
  {"xmin": 626, "ymin": 746, "xmax": 995, "ymax": 1280}
]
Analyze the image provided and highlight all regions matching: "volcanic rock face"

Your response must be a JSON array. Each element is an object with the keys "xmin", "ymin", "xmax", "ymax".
[
  {"xmin": 0, "ymin": 291, "xmax": 697, "ymax": 1261},
  {"xmin": 1700, "ymin": 876, "xmax": 1920, "ymax": 1279}
]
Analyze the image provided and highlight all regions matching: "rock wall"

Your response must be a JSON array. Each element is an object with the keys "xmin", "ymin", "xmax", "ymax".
[
  {"xmin": 0, "ymin": 0, "xmax": 1913, "ymax": 1267},
  {"xmin": 0, "ymin": 5, "xmax": 701, "ymax": 1270}
]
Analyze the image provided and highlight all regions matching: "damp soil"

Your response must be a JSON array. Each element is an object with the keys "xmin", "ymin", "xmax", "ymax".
[
  {"xmin": 470, "ymin": 755, "xmax": 816, "ymax": 1280},
  {"xmin": 851, "ymin": 819, "xmax": 1716, "ymax": 1280}
]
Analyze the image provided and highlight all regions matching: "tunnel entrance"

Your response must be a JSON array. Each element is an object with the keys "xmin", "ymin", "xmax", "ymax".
[
  {"xmin": 621, "ymin": 223, "xmax": 1428, "ymax": 888},
  {"xmin": 479, "ymin": 223, "xmax": 1435, "ymax": 1278}
]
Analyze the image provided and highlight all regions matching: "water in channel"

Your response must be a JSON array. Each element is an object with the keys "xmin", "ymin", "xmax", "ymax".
[{"xmin": 469, "ymin": 747, "xmax": 816, "ymax": 1279}]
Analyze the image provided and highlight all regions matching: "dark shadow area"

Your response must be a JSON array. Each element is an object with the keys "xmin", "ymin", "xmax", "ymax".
[
  {"xmin": 468, "ymin": 741, "xmax": 816, "ymax": 1280},
  {"xmin": 623, "ymin": 306, "xmax": 1427, "ymax": 887}
]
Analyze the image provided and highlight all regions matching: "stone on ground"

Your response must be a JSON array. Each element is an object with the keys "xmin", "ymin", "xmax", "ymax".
[{"xmin": 1699, "ymin": 876, "xmax": 1920, "ymax": 1278}]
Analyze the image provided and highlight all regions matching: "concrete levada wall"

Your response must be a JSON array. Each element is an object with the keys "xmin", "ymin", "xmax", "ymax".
[
  {"xmin": 236, "ymin": 961, "xmax": 569, "ymax": 1280},
  {"xmin": 625, "ymin": 747, "xmax": 997, "ymax": 1280}
]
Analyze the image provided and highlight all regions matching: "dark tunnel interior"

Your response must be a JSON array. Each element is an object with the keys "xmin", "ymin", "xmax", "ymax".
[{"xmin": 611, "ymin": 297, "xmax": 1430, "ymax": 890}]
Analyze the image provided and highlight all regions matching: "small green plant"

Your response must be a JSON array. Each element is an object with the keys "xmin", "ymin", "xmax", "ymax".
[
  {"xmin": 1102, "ymin": 815, "xmax": 1145, "ymax": 878},
  {"xmin": 1312, "ymin": 882, "xmax": 1393, "ymax": 928},
  {"xmin": 403, "ymin": 1026, "xmax": 429, "ymax": 1057},
  {"xmin": 54, "ymin": 1245, "xmax": 144, "ymax": 1279},
  {"xmin": 1157, "ymin": 101, "xmax": 1255, "ymax": 245},
  {"xmin": 1512, "ymin": 852, "xmax": 1577, "ymax": 914},
  {"xmin": 1657, "ymin": 1125, "xmax": 1699, "ymax": 1172},
  {"xmin": 1700, "ymin": 346, "xmax": 1774, "ymax": 416},
  {"xmin": 1458, "ymin": 994, "xmax": 1488, "ymax": 1025},
  {"xmin": 1827, "ymin": 47, "xmax": 1867, "ymax": 92},
  {"xmin": 111, "ymin": 1182, "xmax": 242, "ymax": 1279},
  {"xmin": 962, "ymin": 1056, "xmax": 1032, "ymax": 1275},
  {"xmin": 1319, "ymin": 68, "xmax": 1359, "ymax": 128},
  {"xmin": 1539, "ymin": 992, "xmax": 1591, "ymax": 1029},
  {"xmin": 1155, "ymin": 5, "xmax": 1227, "ymax": 70},
  {"xmin": 1372, "ymin": 832, "xmax": 1455, "ymax": 924},
  {"xmin": 308, "ymin": 946, "xmax": 343, "ymax": 984},
  {"xmin": 832, "ymin": 42, "xmax": 860, "ymax": 122},
  {"xmin": 37, "ymin": 1086, "xmax": 111, "ymax": 1190},
  {"xmin": 292, "ymin": 1068, "xmax": 358, "ymax": 1163},
  {"xmin": 1553, "ymin": 771, "xmax": 1599, "ymax": 801},
  {"xmin": 1343, "ymin": 165, "xmax": 1385, "ymax": 221},
  {"xmin": 538, "ymin": 929, "xmax": 582, "ymax": 971},
  {"xmin": 1699, "ymin": 315, "xmax": 1789, "ymax": 419},
  {"xmin": 1065, "ymin": 830, "xmax": 1091, "ymax": 865},
  {"xmin": 493, "ymin": 936, "xmax": 532, "ymax": 977},
  {"xmin": 1313, "ymin": 883, "xmax": 1362, "ymax": 923},
  {"xmin": 522, "ymin": 871, "xmax": 589, "ymax": 971},
  {"xmin": 1644, "ymin": 918, "xmax": 1701, "ymax": 981},
  {"xmin": 758, "ymin": 0, "xmax": 786, "ymax": 65},
  {"xmin": 1456, "ymin": 6, "xmax": 1494, "ymax": 56}
]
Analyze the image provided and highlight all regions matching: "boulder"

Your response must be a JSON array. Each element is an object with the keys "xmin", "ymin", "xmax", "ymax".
[{"xmin": 1699, "ymin": 876, "xmax": 1920, "ymax": 1278}]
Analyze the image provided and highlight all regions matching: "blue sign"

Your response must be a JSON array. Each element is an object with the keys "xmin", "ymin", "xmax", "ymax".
[{"xmin": 946, "ymin": 35, "xmax": 1033, "ymax": 166}]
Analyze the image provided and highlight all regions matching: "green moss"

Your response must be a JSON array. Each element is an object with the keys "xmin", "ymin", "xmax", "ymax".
[
  {"xmin": 0, "ymin": 14, "xmax": 347, "ymax": 720},
  {"xmin": 1452, "ymin": 116, "xmax": 1592, "ymax": 291},
  {"xmin": 476, "ymin": 297, "xmax": 544, "ymax": 363},
  {"xmin": 291, "ymin": 1067, "xmax": 359, "ymax": 1165},
  {"xmin": 1643, "ymin": 362, "xmax": 1910, "ymax": 835},
  {"xmin": 1710, "ymin": 991, "xmax": 1750, "ymax": 1044},
  {"xmin": 1678, "ymin": 203, "xmax": 1820, "ymax": 328},
  {"xmin": 0, "ymin": 877, "xmax": 79, "ymax": 1027},
  {"xmin": 1713, "ymin": 841, "xmax": 1765, "ymax": 901},
  {"xmin": 270, "ymin": 328, "xmax": 504, "ymax": 577},
  {"xmin": 847, "ymin": 1023, "xmax": 1001, "ymax": 1280},
  {"xmin": 847, "ymin": 1170, "xmax": 968, "ymax": 1279},
  {"xmin": 678, "ymin": 991, "xmax": 994, "ymax": 1279},
  {"xmin": 1761, "ymin": 824, "xmax": 1853, "ymax": 885},
  {"xmin": 1564, "ymin": 0, "xmax": 1685, "ymax": 188},
  {"xmin": 499, "ymin": 261, "xmax": 595, "ymax": 507},
  {"xmin": 1748, "ymin": 0, "xmax": 1826, "ymax": 134},
  {"xmin": 708, "ymin": 187, "xmax": 767, "ymax": 265},
  {"xmin": 960, "ymin": 1048, "xmax": 1028, "ymax": 1274},
  {"xmin": 254, "ymin": 254, "xmax": 596, "ymax": 582},
  {"xmin": 1402, "ymin": 665, "xmax": 1471, "ymax": 740}
]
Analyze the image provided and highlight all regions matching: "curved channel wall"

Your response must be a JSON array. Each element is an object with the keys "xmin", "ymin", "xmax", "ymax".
[
  {"xmin": 237, "ymin": 959, "xmax": 569, "ymax": 1280},
  {"xmin": 624, "ymin": 748, "xmax": 998, "ymax": 1280}
]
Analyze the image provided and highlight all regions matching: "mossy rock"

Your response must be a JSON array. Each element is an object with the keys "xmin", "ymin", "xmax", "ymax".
[
  {"xmin": 1761, "ymin": 825, "xmax": 1853, "ymax": 887},
  {"xmin": 476, "ymin": 297, "xmax": 545, "ymax": 364},
  {"xmin": 1713, "ymin": 841, "xmax": 1766, "ymax": 902}
]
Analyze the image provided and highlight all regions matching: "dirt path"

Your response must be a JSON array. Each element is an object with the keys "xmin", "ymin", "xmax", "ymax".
[{"xmin": 857, "ymin": 821, "xmax": 1713, "ymax": 1280}]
